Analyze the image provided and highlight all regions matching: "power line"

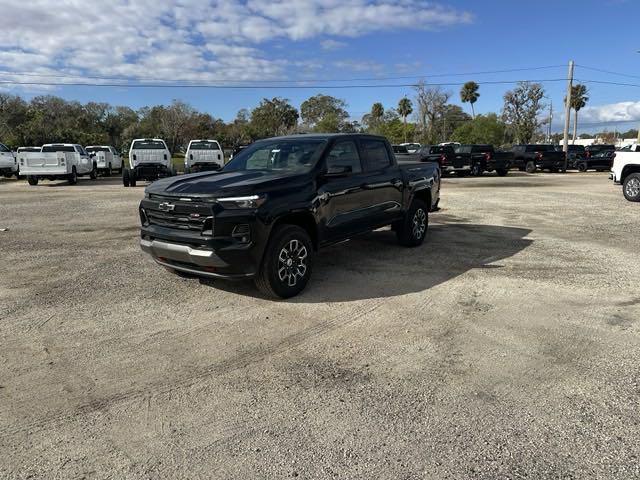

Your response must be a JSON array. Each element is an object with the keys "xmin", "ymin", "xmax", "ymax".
[
  {"xmin": 578, "ymin": 79, "xmax": 640, "ymax": 88},
  {"xmin": 0, "ymin": 65, "xmax": 566, "ymax": 85},
  {"xmin": 576, "ymin": 64, "xmax": 640, "ymax": 80},
  {"xmin": 0, "ymin": 78, "xmax": 569, "ymax": 89}
]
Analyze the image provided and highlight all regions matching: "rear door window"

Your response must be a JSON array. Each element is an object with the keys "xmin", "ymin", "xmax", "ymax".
[
  {"xmin": 361, "ymin": 139, "xmax": 392, "ymax": 171},
  {"xmin": 326, "ymin": 141, "xmax": 362, "ymax": 174}
]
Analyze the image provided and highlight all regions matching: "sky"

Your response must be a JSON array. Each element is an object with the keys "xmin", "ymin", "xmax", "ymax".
[{"xmin": 1, "ymin": 0, "xmax": 639, "ymax": 133}]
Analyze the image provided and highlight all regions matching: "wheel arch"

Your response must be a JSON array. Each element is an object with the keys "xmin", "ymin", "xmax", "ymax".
[
  {"xmin": 270, "ymin": 210, "xmax": 319, "ymax": 251},
  {"xmin": 621, "ymin": 164, "xmax": 640, "ymax": 182}
]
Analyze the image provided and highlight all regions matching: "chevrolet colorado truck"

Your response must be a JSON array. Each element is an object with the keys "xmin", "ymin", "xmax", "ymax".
[
  {"xmin": 610, "ymin": 144, "xmax": 640, "ymax": 202},
  {"xmin": 511, "ymin": 144, "xmax": 566, "ymax": 173},
  {"xmin": 452, "ymin": 144, "xmax": 512, "ymax": 176},
  {"xmin": 139, "ymin": 134, "xmax": 441, "ymax": 298}
]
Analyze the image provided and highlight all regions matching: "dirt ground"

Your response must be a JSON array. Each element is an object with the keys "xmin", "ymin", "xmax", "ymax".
[{"xmin": 0, "ymin": 172, "xmax": 638, "ymax": 479}]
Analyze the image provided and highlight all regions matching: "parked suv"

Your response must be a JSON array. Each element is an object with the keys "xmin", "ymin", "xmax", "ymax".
[
  {"xmin": 123, "ymin": 138, "xmax": 175, "ymax": 187},
  {"xmin": 139, "ymin": 134, "xmax": 441, "ymax": 298}
]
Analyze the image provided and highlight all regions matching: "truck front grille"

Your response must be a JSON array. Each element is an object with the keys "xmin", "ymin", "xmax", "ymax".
[{"xmin": 146, "ymin": 209, "xmax": 213, "ymax": 234}]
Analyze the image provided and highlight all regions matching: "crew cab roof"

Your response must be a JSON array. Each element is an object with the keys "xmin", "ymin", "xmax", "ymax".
[
  {"xmin": 261, "ymin": 133, "xmax": 388, "ymax": 142},
  {"xmin": 42, "ymin": 143, "xmax": 80, "ymax": 147}
]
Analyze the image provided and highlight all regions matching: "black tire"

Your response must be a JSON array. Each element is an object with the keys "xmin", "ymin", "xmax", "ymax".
[
  {"xmin": 255, "ymin": 225, "xmax": 314, "ymax": 299},
  {"xmin": 27, "ymin": 175, "xmax": 38, "ymax": 186},
  {"xmin": 470, "ymin": 163, "xmax": 483, "ymax": 176},
  {"xmin": 68, "ymin": 167, "xmax": 78, "ymax": 185},
  {"xmin": 577, "ymin": 162, "xmax": 588, "ymax": 172},
  {"xmin": 396, "ymin": 199, "xmax": 429, "ymax": 247},
  {"xmin": 89, "ymin": 164, "xmax": 97, "ymax": 180},
  {"xmin": 455, "ymin": 170, "xmax": 468, "ymax": 177},
  {"xmin": 130, "ymin": 169, "xmax": 137, "ymax": 187},
  {"xmin": 184, "ymin": 166, "xmax": 191, "ymax": 174},
  {"xmin": 623, "ymin": 173, "xmax": 640, "ymax": 202},
  {"xmin": 105, "ymin": 164, "xmax": 112, "ymax": 177},
  {"xmin": 122, "ymin": 168, "xmax": 130, "ymax": 187},
  {"xmin": 496, "ymin": 168, "xmax": 508, "ymax": 177},
  {"xmin": 525, "ymin": 161, "xmax": 536, "ymax": 173}
]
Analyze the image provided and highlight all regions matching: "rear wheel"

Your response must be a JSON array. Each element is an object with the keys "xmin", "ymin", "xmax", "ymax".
[
  {"xmin": 68, "ymin": 167, "xmax": 78, "ymax": 185},
  {"xmin": 105, "ymin": 164, "xmax": 112, "ymax": 176},
  {"xmin": 496, "ymin": 168, "xmax": 508, "ymax": 177},
  {"xmin": 89, "ymin": 164, "xmax": 97, "ymax": 180},
  {"xmin": 255, "ymin": 225, "xmax": 314, "ymax": 299},
  {"xmin": 623, "ymin": 173, "xmax": 640, "ymax": 202},
  {"xmin": 27, "ymin": 175, "xmax": 38, "ymax": 186},
  {"xmin": 525, "ymin": 161, "xmax": 536, "ymax": 173},
  {"xmin": 397, "ymin": 199, "xmax": 429, "ymax": 247},
  {"xmin": 470, "ymin": 163, "xmax": 483, "ymax": 176},
  {"xmin": 123, "ymin": 168, "xmax": 131, "ymax": 187},
  {"xmin": 577, "ymin": 162, "xmax": 588, "ymax": 172}
]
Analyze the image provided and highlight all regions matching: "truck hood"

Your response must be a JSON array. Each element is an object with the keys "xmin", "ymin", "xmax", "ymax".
[{"xmin": 146, "ymin": 169, "xmax": 310, "ymax": 198}]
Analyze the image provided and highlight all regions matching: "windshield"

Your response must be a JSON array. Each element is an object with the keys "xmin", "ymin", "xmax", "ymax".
[
  {"xmin": 224, "ymin": 139, "xmax": 327, "ymax": 173},
  {"xmin": 86, "ymin": 147, "xmax": 110, "ymax": 153},
  {"xmin": 190, "ymin": 141, "xmax": 220, "ymax": 150},
  {"xmin": 18, "ymin": 147, "xmax": 40, "ymax": 152},
  {"xmin": 132, "ymin": 140, "xmax": 166, "ymax": 150},
  {"xmin": 393, "ymin": 145, "xmax": 408, "ymax": 153}
]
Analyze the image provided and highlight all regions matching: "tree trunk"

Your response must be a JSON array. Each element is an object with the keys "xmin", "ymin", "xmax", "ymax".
[
  {"xmin": 471, "ymin": 102, "xmax": 475, "ymax": 120},
  {"xmin": 403, "ymin": 116, "xmax": 407, "ymax": 143},
  {"xmin": 573, "ymin": 109, "xmax": 578, "ymax": 144}
]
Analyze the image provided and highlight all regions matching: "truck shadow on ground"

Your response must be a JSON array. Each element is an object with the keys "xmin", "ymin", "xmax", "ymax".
[{"xmin": 205, "ymin": 220, "xmax": 533, "ymax": 302}]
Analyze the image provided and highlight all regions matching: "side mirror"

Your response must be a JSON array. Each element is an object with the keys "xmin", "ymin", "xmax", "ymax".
[{"xmin": 325, "ymin": 165, "xmax": 352, "ymax": 177}]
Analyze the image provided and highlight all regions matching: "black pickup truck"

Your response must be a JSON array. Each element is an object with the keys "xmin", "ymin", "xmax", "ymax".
[
  {"xmin": 511, "ymin": 144, "xmax": 566, "ymax": 173},
  {"xmin": 139, "ymin": 134, "xmax": 440, "ymax": 298},
  {"xmin": 452, "ymin": 144, "xmax": 512, "ymax": 176},
  {"xmin": 395, "ymin": 145, "xmax": 454, "ymax": 171}
]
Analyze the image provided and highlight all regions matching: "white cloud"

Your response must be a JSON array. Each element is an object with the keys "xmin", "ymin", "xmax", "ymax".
[
  {"xmin": 580, "ymin": 101, "xmax": 640, "ymax": 123},
  {"xmin": 0, "ymin": 0, "xmax": 472, "ymax": 85},
  {"xmin": 320, "ymin": 39, "xmax": 348, "ymax": 51}
]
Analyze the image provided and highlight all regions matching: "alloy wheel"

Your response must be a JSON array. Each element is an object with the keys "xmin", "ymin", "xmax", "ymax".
[
  {"xmin": 625, "ymin": 177, "xmax": 640, "ymax": 198},
  {"xmin": 277, "ymin": 239, "xmax": 308, "ymax": 287},
  {"xmin": 412, "ymin": 208, "xmax": 427, "ymax": 240}
]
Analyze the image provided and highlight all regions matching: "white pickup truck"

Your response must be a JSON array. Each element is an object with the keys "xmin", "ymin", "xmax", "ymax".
[
  {"xmin": 184, "ymin": 139, "xmax": 224, "ymax": 173},
  {"xmin": 86, "ymin": 145, "xmax": 123, "ymax": 175},
  {"xmin": 610, "ymin": 144, "xmax": 640, "ymax": 202},
  {"xmin": 123, "ymin": 138, "xmax": 175, "ymax": 187},
  {"xmin": 0, "ymin": 142, "xmax": 17, "ymax": 179},
  {"xmin": 20, "ymin": 144, "xmax": 97, "ymax": 186}
]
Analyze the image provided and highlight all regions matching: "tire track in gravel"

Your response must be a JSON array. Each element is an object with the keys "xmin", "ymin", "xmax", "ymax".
[{"xmin": 0, "ymin": 298, "xmax": 386, "ymax": 437}]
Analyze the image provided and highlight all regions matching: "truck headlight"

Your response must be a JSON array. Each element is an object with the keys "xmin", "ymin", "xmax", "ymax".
[{"xmin": 217, "ymin": 195, "xmax": 266, "ymax": 209}]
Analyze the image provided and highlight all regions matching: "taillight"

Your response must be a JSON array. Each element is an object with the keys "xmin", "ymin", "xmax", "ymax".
[
  {"xmin": 484, "ymin": 153, "xmax": 492, "ymax": 161},
  {"xmin": 535, "ymin": 152, "xmax": 542, "ymax": 160},
  {"xmin": 586, "ymin": 151, "xmax": 591, "ymax": 159},
  {"xmin": 439, "ymin": 153, "xmax": 446, "ymax": 166}
]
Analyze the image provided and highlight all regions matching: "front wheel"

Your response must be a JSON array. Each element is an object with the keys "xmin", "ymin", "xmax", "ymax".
[
  {"xmin": 623, "ymin": 173, "xmax": 640, "ymax": 202},
  {"xmin": 577, "ymin": 162, "xmax": 588, "ymax": 172},
  {"xmin": 525, "ymin": 161, "xmax": 536, "ymax": 173},
  {"xmin": 470, "ymin": 164, "xmax": 483, "ymax": 176},
  {"xmin": 397, "ymin": 199, "xmax": 429, "ymax": 247},
  {"xmin": 123, "ymin": 168, "xmax": 131, "ymax": 187},
  {"xmin": 27, "ymin": 175, "xmax": 38, "ymax": 186},
  {"xmin": 255, "ymin": 225, "xmax": 314, "ymax": 299}
]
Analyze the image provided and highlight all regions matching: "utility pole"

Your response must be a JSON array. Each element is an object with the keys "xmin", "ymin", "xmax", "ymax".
[
  {"xmin": 562, "ymin": 60, "xmax": 575, "ymax": 171},
  {"xmin": 548, "ymin": 100, "xmax": 553, "ymax": 142}
]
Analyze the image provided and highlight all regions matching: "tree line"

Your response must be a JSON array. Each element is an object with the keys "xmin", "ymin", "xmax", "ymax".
[{"xmin": 0, "ymin": 80, "xmax": 591, "ymax": 152}]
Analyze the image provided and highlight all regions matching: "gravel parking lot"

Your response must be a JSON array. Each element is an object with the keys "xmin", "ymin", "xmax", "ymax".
[{"xmin": 1, "ymin": 172, "xmax": 639, "ymax": 479}]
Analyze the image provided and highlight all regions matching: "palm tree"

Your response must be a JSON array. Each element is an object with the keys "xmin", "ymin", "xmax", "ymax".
[
  {"xmin": 370, "ymin": 102, "xmax": 384, "ymax": 133},
  {"xmin": 566, "ymin": 84, "xmax": 588, "ymax": 144},
  {"xmin": 460, "ymin": 81, "xmax": 480, "ymax": 119},
  {"xmin": 397, "ymin": 97, "xmax": 413, "ymax": 142}
]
